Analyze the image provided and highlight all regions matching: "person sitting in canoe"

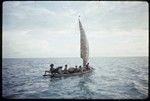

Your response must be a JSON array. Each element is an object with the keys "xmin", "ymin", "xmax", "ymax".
[
  {"xmin": 68, "ymin": 67, "xmax": 75, "ymax": 73},
  {"xmin": 79, "ymin": 65, "xmax": 83, "ymax": 73},
  {"xmin": 82, "ymin": 65, "xmax": 87, "ymax": 72},
  {"xmin": 74, "ymin": 65, "xmax": 79, "ymax": 73},
  {"xmin": 85, "ymin": 63, "xmax": 90, "ymax": 70},
  {"xmin": 63, "ymin": 65, "xmax": 69, "ymax": 74},
  {"xmin": 44, "ymin": 64, "xmax": 54, "ymax": 75},
  {"xmin": 51, "ymin": 66, "xmax": 63, "ymax": 74},
  {"xmin": 58, "ymin": 66, "xmax": 63, "ymax": 74},
  {"xmin": 82, "ymin": 67, "xmax": 87, "ymax": 72}
]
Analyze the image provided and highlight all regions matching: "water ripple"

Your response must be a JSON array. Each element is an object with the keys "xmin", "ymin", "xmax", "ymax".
[{"xmin": 2, "ymin": 57, "xmax": 148, "ymax": 99}]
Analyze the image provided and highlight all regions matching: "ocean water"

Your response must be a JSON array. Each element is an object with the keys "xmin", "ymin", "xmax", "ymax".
[{"xmin": 2, "ymin": 57, "xmax": 148, "ymax": 99}]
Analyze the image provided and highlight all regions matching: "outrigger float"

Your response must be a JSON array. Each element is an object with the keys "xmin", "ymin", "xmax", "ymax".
[{"xmin": 43, "ymin": 16, "xmax": 94, "ymax": 77}]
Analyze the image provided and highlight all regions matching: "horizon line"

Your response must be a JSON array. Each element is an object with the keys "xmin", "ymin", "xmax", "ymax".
[{"xmin": 2, "ymin": 56, "xmax": 148, "ymax": 59}]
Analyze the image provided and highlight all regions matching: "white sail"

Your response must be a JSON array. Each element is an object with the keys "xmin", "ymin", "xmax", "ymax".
[{"xmin": 79, "ymin": 18, "xmax": 89, "ymax": 66}]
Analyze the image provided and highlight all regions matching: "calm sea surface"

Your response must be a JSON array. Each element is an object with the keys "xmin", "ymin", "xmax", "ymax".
[{"xmin": 2, "ymin": 57, "xmax": 148, "ymax": 99}]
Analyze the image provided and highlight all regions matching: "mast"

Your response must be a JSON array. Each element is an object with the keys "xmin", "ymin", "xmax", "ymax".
[{"xmin": 79, "ymin": 16, "xmax": 89, "ymax": 67}]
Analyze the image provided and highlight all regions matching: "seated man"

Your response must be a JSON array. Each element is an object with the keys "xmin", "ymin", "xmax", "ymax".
[
  {"xmin": 44, "ymin": 64, "xmax": 54, "ymax": 75},
  {"xmin": 63, "ymin": 65, "xmax": 69, "ymax": 74},
  {"xmin": 74, "ymin": 65, "xmax": 79, "ymax": 73},
  {"xmin": 58, "ymin": 66, "xmax": 63, "ymax": 74},
  {"xmin": 86, "ymin": 63, "xmax": 90, "ymax": 70},
  {"xmin": 68, "ymin": 67, "xmax": 75, "ymax": 73},
  {"xmin": 79, "ymin": 66, "xmax": 83, "ymax": 73},
  {"xmin": 51, "ymin": 66, "xmax": 62, "ymax": 74},
  {"xmin": 83, "ymin": 67, "xmax": 86, "ymax": 71}
]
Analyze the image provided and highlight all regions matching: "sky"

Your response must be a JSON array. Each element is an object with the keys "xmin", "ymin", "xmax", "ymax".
[{"xmin": 3, "ymin": 1, "xmax": 149, "ymax": 58}]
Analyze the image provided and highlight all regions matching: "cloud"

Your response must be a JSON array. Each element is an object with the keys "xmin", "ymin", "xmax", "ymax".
[
  {"xmin": 89, "ymin": 29, "xmax": 148, "ymax": 57},
  {"xmin": 3, "ymin": 28, "xmax": 80, "ymax": 58},
  {"xmin": 3, "ymin": 1, "xmax": 148, "ymax": 58}
]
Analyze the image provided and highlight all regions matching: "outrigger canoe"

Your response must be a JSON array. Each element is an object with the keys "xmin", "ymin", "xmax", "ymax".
[
  {"xmin": 43, "ymin": 67, "xmax": 94, "ymax": 77},
  {"xmin": 43, "ymin": 17, "xmax": 94, "ymax": 77}
]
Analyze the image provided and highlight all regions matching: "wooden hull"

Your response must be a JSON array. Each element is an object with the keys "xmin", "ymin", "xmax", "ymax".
[{"xmin": 43, "ymin": 67, "xmax": 94, "ymax": 77}]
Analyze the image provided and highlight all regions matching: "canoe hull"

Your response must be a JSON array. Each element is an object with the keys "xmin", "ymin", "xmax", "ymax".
[{"xmin": 43, "ymin": 67, "xmax": 94, "ymax": 77}]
